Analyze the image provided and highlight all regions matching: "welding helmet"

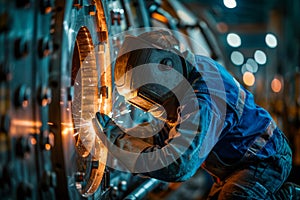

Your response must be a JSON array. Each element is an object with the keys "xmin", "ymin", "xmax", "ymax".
[{"xmin": 114, "ymin": 30, "xmax": 188, "ymax": 113}]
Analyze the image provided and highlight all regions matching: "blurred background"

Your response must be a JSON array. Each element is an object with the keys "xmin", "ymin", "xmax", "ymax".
[{"xmin": 0, "ymin": 0, "xmax": 299, "ymax": 199}]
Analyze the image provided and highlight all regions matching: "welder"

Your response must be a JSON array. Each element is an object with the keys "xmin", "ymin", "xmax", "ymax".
[{"xmin": 93, "ymin": 30, "xmax": 300, "ymax": 199}]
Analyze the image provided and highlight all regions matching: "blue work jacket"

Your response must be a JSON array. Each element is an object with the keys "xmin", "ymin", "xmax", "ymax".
[{"xmin": 139, "ymin": 55, "xmax": 280, "ymax": 182}]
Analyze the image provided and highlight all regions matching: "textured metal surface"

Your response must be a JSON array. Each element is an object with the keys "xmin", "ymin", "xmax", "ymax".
[
  {"xmin": 0, "ymin": 0, "xmax": 112, "ymax": 199},
  {"xmin": 0, "ymin": 0, "xmax": 154, "ymax": 199},
  {"xmin": 0, "ymin": 0, "xmax": 55, "ymax": 199},
  {"xmin": 48, "ymin": 0, "xmax": 111, "ymax": 199},
  {"xmin": 0, "ymin": 0, "xmax": 224, "ymax": 199}
]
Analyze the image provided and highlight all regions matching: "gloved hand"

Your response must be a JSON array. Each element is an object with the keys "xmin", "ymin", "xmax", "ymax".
[
  {"xmin": 93, "ymin": 112, "xmax": 123, "ymax": 144},
  {"xmin": 92, "ymin": 112, "xmax": 153, "ymax": 172}
]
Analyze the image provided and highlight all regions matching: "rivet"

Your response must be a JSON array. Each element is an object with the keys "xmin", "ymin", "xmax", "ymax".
[
  {"xmin": 14, "ymin": 38, "xmax": 29, "ymax": 59},
  {"xmin": 38, "ymin": 37, "xmax": 52, "ymax": 58},
  {"xmin": 39, "ymin": 87, "xmax": 52, "ymax": 107},
  {"xmin": 40, "ymin": 0, "xmax": 53, "ymax": 14},
  {"xmin": 14, "ymin": 85, "xmax": 31, "ymax": 108}
]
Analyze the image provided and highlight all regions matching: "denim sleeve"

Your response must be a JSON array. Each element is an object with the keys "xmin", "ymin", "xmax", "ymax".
[
  {"xmin": 137, "ymin": 96, "xmax": 212, "ymax": 182},
  {"xmin": 107, "ymin": 87, "xmax": 214, "ymax": 181}
]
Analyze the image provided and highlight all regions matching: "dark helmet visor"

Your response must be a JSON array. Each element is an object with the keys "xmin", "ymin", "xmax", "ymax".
[{"xmin": 114, "ymin": 36, "xmax": 186, "ymax": 111}]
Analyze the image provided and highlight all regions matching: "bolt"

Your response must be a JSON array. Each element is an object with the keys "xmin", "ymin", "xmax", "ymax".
[
  {"xmin": 38, "ymin": 38, "xmax": 52, "ymax": 58},
  {"xmin": 41, "ymin": 130, "xmax": 54, "ymax": 151},
  {"xmin": 40, "ymin": 0, "xmax": 53, "ymax": 14},
  {"xmin": 16, "ymin": 136, "xmax": 31, "ymax": 158},
  {"xmin": 14, "ymin": 85, "xmax": 31, "ymax": 108},
  {"xmin": 14, "ymin": 38, "xmax": 29, "ymax": 59},
  {"xmin": 39, "ymin": 87, "xmax": 52, "ymax": 107}
]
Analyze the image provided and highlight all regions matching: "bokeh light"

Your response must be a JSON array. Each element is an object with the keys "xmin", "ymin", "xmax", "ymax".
[
  {"xmin": 246, "ymin": 58, "xmax": 258, "ymax": 73},
  {"xmin": 243, "ymin": 71, "xmax": 255, "ymax": 86},
  {"xmin": 265, "ymin": 33, "xmax": 278, "ymax": 48},
  {"xmin": 241, "ymin": 63, "xmax": 249, "ymax": 74},
  {"xmin": 254, "ymin": 50, "xmax": 267, "ymax": 65},
  {"xmin": 223, "ymin": 0, "xmax": 237, "ymax": 8},
  {"xmin": 230, "ymin": 51, "xmax": 244, "ymax": 65},
  {"xmin": 227, "ymin": 33, "xmax": 241, "ymax": 47},
  {"xmin": 271, "ymin": 77, "xmax": 283, "ymax": 93}
]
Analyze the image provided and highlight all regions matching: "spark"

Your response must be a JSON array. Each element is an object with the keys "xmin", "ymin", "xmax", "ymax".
[
  {"xmin": 113, "ymin": 109, "xmax": 131, "ymax": 118},
  {"xmin": 71, "ymin": 113, "xmax": 81, "ymax": 117},
  {"xmin": 73, "ymin": 132, "xmax": 79, "ymax": 137}
]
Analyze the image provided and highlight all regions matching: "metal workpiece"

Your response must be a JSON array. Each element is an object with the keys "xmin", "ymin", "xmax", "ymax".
[
  {"xmin": 0, "ymin": 0, "xmax": 54, "ymax": 198},
  {"xmin": 2, "ymin": 0, "xmax": 189, "ymax": 198},
  {"xmin": 0, "ymin": 0, "xmax": 193, "ymax": 199},
  {"xmin": 47, "ymin": 0, "xmax": 115, "ymax": 199}
]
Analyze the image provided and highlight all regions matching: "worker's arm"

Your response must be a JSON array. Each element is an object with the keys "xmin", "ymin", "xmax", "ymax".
[{"xmin": 93, "ymin": 92, "xmax": 213, "ymax": 182}]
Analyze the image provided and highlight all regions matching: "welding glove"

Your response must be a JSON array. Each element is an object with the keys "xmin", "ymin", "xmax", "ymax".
[
  {"xmin": 94, "ymin": 112, "xmax": 122, "ymax": 144},
  {"xmin": 93, "ymin": 112, "xmax": 153, "ymax": 172}
]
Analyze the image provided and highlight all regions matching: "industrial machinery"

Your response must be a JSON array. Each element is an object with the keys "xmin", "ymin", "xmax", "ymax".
[
  {"xmin": 0, "ymin": 0, "xmax": 219, "ymax": 199},
  {"xmin": 2, "ymin": 0, "xmax": 300, "ymax": 199}
]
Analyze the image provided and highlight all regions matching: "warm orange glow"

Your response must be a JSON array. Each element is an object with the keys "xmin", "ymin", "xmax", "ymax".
[
  {"xmin": 243, "ymin": 72, "xmax": 255, "ymax": 86},
  {"xmin": 44, "ymin": 7, "xmax": 52, "ymax": 14},
  {"xmin": 45, "ymin": 143, "xmax": 51, "ymax": 151},
  {"xmin": 49, "ymin": 132, "xmax": 55, "ymax": 146},
  {"xmin": 151, "ymin": 13, "xmax": 168, "ymax": 24},
  {"xmin": 22, "ymin": 100, "xmax": 29, "ymax": 108},
  {"xmin": 41, "ymin": 99, "xmax": 49, "ymax": 107},
  {"xmin": 216, "ymin": 22, "xmax": 228, "ymax": 33},
  {"xmin": 61, "ymin": 126, "xmax": 73, "ymax": 136},
  {"xmin": 73, "ymin": 131, "xmax": 79, "ymax": 137},
  {"xmin": 11, "ymin": 119, "xmax": 42, "ymax": 127},
  {"xmin": 9, "ymin": 120, "xmax": 41, "ymax": 136},
  {"xmin": 30, "ymin": 137, "xmax": 37, "ymax": 145},
  {"xmin": 61, "ymin": 122, "xmax": 74, "ymax": 126},
  {"xmin": 271, "ymin": 78, "xmax": 282, "ymax": 93},
  {"xmin": 89, "ymin": 11, "xmax": 96, "ymax": 16}
]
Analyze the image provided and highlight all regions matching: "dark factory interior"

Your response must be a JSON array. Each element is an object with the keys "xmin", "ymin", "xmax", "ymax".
[{"xmin": 0, "ymin": 0, "xmax": 299, "ymax": 199}]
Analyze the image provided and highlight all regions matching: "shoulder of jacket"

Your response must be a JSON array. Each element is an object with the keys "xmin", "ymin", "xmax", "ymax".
[{"xmin": 195, "ymin": 55, "xmax": 216, "ymax": 64}]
